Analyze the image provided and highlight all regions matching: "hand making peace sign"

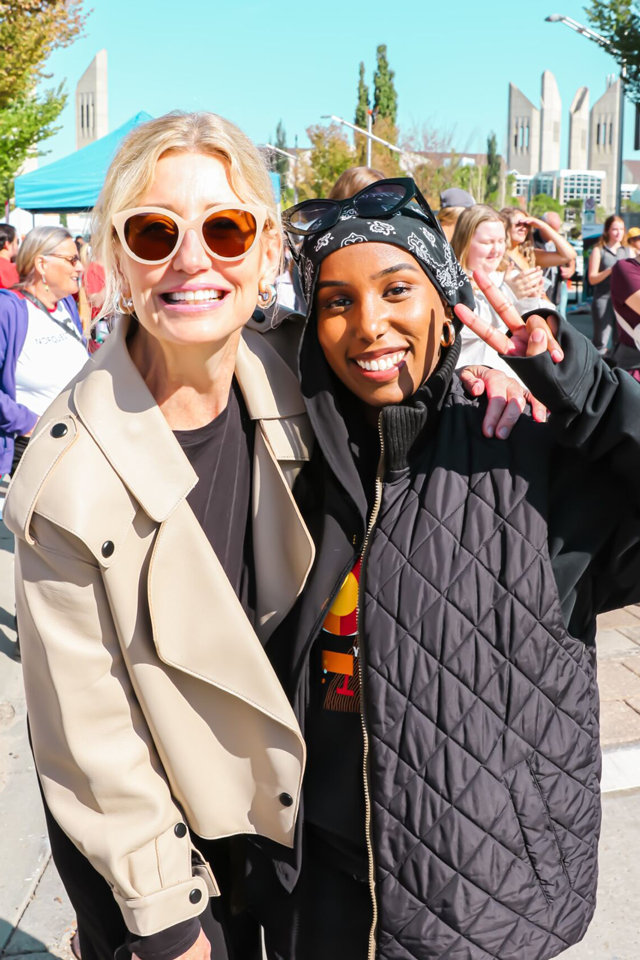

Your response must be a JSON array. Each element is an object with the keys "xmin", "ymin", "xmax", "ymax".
[{"xmin": 454, "ymin": 267, "xmax": 565, "ymax": 365}]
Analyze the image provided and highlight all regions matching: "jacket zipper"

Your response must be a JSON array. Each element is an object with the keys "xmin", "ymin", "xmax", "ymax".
[{"xmin": 358, "ymin": 416, "xmax": 385, "ymax": 960}]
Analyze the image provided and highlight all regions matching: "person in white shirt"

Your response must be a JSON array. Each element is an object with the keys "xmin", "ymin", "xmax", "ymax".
[{"xmin": 8, "ymin": 226, "xmax": 87, "ymax": 472}]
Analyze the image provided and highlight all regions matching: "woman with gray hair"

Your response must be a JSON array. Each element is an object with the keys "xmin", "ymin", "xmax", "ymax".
[{"xmin": 0, "ymin": 225, "xmax": 86, "ymax": 474}]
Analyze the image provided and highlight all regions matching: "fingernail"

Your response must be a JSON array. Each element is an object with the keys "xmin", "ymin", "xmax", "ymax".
[
  {"xmin": 486, "ymin": 425, "xmax": 494, "ymax": 437},
  {"xmin": 531, "ymin": 329, "xmax": 545, "ymax": 342},
  {"xmin": 552, "ymin": 350, "xmax": 563, "ymax": 362},
  {"xmin": 498, "ymin": 427, "xmax": 509, "ymax": 439}
]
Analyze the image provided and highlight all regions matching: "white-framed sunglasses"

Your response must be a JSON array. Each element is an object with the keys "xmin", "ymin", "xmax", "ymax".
[{"xmin": 112, "ymin": 205, "xmax": 268, "ymax": 265}]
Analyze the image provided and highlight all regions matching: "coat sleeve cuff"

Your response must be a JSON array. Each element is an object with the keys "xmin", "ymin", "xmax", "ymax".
[
  {"xmin": 503, "ymin": 314, "xmax": 596, "ymax": 415},
  {"xmin": 114, "ymin": 868, "xmax": 218, "ymax": 937}
]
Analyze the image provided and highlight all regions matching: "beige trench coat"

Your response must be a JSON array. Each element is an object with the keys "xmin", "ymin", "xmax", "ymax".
[{"xmin": 4, "ymin": 317, "xmax": 315, "ymax": 936}]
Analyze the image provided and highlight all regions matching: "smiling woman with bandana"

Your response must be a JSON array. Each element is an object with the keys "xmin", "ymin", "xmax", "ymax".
[{"xmin": 244, "ymin": 183, "xmax": 640, "ymax": 960}]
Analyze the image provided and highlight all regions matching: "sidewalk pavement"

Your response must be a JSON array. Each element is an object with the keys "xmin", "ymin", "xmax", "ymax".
[{"xmin": 1, "ymin": 508, "xmax": 640, "ymax": 959}]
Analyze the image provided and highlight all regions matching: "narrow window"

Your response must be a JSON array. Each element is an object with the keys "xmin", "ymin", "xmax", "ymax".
[{"xmin": 597, "ymin": 123, "xmax": 601, "ymax": 146}]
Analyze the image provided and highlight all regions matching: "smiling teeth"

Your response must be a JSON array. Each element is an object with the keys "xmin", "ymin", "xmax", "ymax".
[
  {"xmin": 166, "ymin": 289, "xmax": 223, "ymax": 302},
  {"xmin": 356, "ymin": 351, "xmax": 406, "ymax": 372}
]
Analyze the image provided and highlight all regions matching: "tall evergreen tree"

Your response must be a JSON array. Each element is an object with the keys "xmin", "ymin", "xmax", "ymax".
[
  {"xmin": 355, "ymin": 61, "xmax": 370, "ymax": 129},
  {"xmin": 372, "ymin": 44, "xmax": 398, "ymax": 125},
  {"xmin": 485, "ymin": 131, "xmax": 501, "ymax": 200},
  {"xmin": 271, "ymin": 119, "xmax": 289, "ymax": 178}
]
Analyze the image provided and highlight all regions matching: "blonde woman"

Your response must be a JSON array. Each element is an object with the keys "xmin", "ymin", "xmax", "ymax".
[
  {"xmin": 0, "ymin": 226, "xmax": 86, "ymax": 475},
  {"xmin": 500, "ymin": 206, "xmax": 575, "ymax": 276},
  {"xmin": 5, "ymin": 111, "xmax": 310, "ymax": 960}
]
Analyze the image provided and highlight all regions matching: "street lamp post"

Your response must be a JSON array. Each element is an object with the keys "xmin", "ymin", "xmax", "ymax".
[
  {"xmin": 546, "ymin": 13, "xmax": 626, "ymax": 215},
  {"xmin": 264, "ymin": 143, "xmax": 299, "ymax": 204},
  {"xmin": 321, "ymin": 114, "xmax": 403, "ymax": 156}
]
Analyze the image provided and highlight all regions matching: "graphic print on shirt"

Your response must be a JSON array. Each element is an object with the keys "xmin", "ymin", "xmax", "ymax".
[{"xmin": 321, "ymin": 557, "xmax": 361, "ymax": 712}]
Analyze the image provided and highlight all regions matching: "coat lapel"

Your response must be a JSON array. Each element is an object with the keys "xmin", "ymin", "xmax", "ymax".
[{"xmin": 73, "ymin": 318, "xmax": 314, "ymax": 711}]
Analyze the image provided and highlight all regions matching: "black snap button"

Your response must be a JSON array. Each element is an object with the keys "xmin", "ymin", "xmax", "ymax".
[
  {"xmin": 189, "ymin": 888, "xmax": 202, "ymax": 905},
  {"xmin": 50, "ymin": 422, "xmax": 68, "ymax": 439},
  {"xmin": 174, "ymin": 822, "xmax": 187, "ymax": 838},
  {"xmin": 279, "ymin": 792, "xmax": 293, "ymax": 808},
  {"xmin": 101, "ymin": 541, "xmax": 115, "ymax": 558}
]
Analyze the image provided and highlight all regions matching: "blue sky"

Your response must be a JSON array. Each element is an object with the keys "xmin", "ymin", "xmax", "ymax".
[{"xmin": 39, "ymin": 0, "xmax": 639, "ymax": 168}]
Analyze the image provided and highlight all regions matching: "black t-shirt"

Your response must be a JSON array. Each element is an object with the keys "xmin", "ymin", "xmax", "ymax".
[
  {"xmin": 174, "ymin": 376, "xmax": 256, "ymax": 628},
  {"xmin": 129, "ymin": 378, "xmax": 256, "ymax": 960}
]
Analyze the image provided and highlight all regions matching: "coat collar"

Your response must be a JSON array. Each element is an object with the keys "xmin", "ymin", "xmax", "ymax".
[{"xmin": 73, "ymin": 315, "xmax": 306, "ymax": 522}]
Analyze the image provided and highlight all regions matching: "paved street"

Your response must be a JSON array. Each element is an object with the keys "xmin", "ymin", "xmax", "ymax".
[{"xmin": 1, "ymin": 478, "xmax": 640, "ymax": 959}]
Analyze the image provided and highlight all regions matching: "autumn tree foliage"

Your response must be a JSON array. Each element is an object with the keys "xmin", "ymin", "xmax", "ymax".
[{"xmin": 0, "ymin": 0, "xmax": 88, "ymax": 203}]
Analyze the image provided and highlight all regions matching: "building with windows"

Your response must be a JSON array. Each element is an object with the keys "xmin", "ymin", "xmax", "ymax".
[
  {"xmin": 568, "ymin": 87, "xmax": 589, "ymax": 169},
  {"xmin": 507, "ymin": 171, "xmax": 534, "ymax": 198},
  {"xmin": 507, "ymin": 83, "xmax": 540, "ymax": 176},
  {"xmin": 540, "ymin": 71, "xmax": 562, "ymax": 171},
  {"xmin": 588, "ymin": 76, "xmax": 621, "ymax": 214},
  {"xmin": 75, "ymin": 50, "xmax": 108, "ymax": 150},
  {"xmin": 530, "ymin": 169, "xmax": 604, "ymax": 205}
]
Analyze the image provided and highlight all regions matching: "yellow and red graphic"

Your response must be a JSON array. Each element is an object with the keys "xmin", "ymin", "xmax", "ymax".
[
  {"xmin": 323, "ymin": 557, "xmax": 361, "ymax": 637},
  {"xmin": 321, "ymin": 558, "xmax": 362, "ymax": 712}
]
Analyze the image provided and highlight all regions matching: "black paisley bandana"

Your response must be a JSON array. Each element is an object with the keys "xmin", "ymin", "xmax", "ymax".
[{"xmin": 295, "ymin": 206, "xmax": 476, "ymax": 316}]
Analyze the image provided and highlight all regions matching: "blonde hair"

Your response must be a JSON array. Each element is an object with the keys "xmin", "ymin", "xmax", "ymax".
[
  {"xmin": 437, "ymin": 206, "xmax": 464, "ymax": 228},
  {"xmin": 328, "ymin": 166, "xmax": 385, "ymax": 200},
  {"xmin": 15, "ymin": 226, "xmax": 73, "ymax": 287},
  {"xmin": 91, "ymin": 111, "xmax": 281, "ymax": 318},
  {"xmin": 451, "ymin": 204, "xmax": 504, "ymax": 273},
  {"xmin": 499, "ymin": 206, "xmax": 535, "ymax": 267}
]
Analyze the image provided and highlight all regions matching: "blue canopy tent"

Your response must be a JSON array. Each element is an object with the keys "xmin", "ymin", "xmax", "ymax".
[
  {"xmin": 15, "ymin": 111, "xmax": 282, "ymax": 212},
  {"xmin": 14, "ymin": 112, "xmax": 153, "ymax": 213}
]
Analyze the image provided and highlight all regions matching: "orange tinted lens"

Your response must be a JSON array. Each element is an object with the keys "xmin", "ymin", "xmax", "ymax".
[
  {"xmin": 124, "ymin": 213, "xmax": 179, "ymax": 261},
  {"xmin": 202, "ymin": 209, "xmax": 257, "ymax": 258}
]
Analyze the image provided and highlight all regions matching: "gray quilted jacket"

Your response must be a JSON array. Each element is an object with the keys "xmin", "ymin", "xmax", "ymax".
[{"xmin": 275, "ymin": 315, "xmax": 640, "ymax": 960}]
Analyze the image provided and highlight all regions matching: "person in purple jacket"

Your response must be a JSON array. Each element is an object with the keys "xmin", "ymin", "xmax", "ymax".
[{"xmin": 0, "ymin": 226, "xmax": 87, "ymax": 476}]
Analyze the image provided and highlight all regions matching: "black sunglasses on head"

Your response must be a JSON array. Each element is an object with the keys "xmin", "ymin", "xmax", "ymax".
[{"xmin": 282, "ymin": 177, "xmax": 443, "ymax": 241}]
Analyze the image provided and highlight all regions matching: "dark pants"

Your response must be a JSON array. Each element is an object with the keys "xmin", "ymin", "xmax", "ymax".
[
  {"xmin": 591, "ymin": 294, "xmax": 615, "ymax": 353},
  {"xmin": 40, "ymin": 790, "xmax": 261, "ymax": 960},
  {"xmin": 11, "ymin": 434, "xmax": 29, "ymax": 475},
  {"xmin": 250, "ymin": 828, "xmax": 372, "ymax": 960}
]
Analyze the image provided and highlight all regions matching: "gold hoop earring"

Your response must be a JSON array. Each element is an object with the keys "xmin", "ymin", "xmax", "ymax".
[
  {"xmin": 440, "ymin": 319, "xmax": 456, "ymax": 348},
  {"xmin": 258, "ymin": 281, "xmax": 277, "ymax": 309}
]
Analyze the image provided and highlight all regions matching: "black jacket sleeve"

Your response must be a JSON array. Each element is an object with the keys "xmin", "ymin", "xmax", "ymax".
[
  {"xmin": 506, "ymin": 317, "xmax": 640, "ymax": 633},
  {"xmin": 126, "ymin": 919, "xmax": 201, "ymax": 960}
]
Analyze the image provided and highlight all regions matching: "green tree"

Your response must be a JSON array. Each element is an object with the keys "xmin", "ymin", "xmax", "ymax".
[
  {"xmin": 585, "ymin": 0, "xmax": 640, "ymax": 102},
  {"xmin": 0, "ymin": 86, "xmax": 66, "ymax": 203},
  {"xmin": 485, "ymin": 132, "xmax": 501, "ymax": 201},
  {"xmin": 298, "ymin": 123, "xmax": 354, "ymax": 200},
  {"xmin": 0, "ymin": 0, "xmax": 88, "ymax": 205},
  {"xmin": 354, "ymin": 61, "xmax": 370, "ymax": 164},
  {"xmin": 0, "ymin": 0, "xmax": 87, "ymax": 107},
  {"xmin": 372, "ymin": 44, "xmax": 398, "ymax": 125},
  {"xmin": 355, "ymin": 61, "xmax": 370, "ymax": 129},
  {"xmin": 271, "ymin": 120, "xmax": 289, "ymax": 179},
  {"xmin": 529, "ymin": 193, "xmax": 565, "ymax": 218}
]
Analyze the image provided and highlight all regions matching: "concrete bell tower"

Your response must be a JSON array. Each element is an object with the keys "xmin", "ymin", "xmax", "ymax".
[{"xmin": 75, "ymin": 49, "xmax": 108, "ymax": 150}]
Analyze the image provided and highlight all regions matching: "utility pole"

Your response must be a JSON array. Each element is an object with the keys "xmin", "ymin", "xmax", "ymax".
[{"xmin": 321, "ymin": 114, "xmax": 403, "ymax": 156}]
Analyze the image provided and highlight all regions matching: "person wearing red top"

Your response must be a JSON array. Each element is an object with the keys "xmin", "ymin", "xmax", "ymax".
[
  {"xmin": 610, "ymin": 256, "xmax": 640, "ymax": 379},
  {"xmin": 0, "ymin": 223, "xmax": 19, "ymax": 289},
  {"xmin": 83, "ymin": 259, "xmax": 106, "ymax": 319}
]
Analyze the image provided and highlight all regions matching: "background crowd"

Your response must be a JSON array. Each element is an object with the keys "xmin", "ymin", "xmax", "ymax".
[{"xmin": 3, "ymin": 167, "xmax": 640, "ymax": 466}]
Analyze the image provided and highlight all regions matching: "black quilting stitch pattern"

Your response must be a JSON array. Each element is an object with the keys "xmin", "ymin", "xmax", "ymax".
[{"xmin": 359, "ymin": 413, "xmax": 599, "ymax": 958}]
